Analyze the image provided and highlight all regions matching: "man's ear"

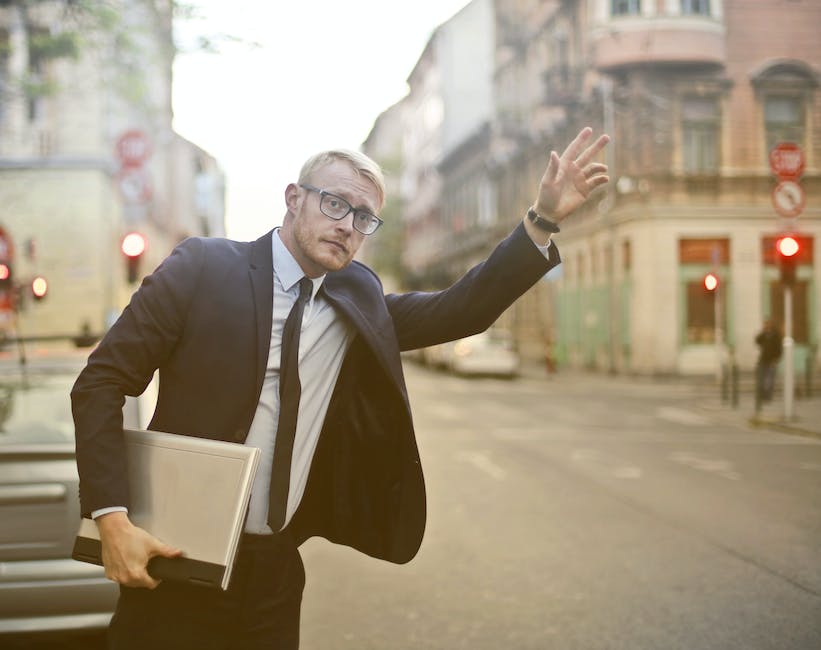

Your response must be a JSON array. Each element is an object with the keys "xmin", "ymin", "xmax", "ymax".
[{"xmin": 285, "ymin": 183, "xmax": 300, "ymax": 214}]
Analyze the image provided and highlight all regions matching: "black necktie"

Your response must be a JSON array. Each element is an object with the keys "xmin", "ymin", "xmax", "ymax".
[{"xmin": 267, "ymin": 277, "xmax": 313, "ymax": 531}]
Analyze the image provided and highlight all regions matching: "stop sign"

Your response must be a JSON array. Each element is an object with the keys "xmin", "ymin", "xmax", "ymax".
[
  {"xmin": 769, "ymin": 142, "xmax": 805, "ymax": 179},
  {"xmin": 115, "ymin": 130, "xmax": 151, "ymax": 168}
]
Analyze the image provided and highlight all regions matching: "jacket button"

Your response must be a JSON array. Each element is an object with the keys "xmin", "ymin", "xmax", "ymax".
[{"xmin": 233, "ymin": 429, "xmax": 245, "ymax": 442}]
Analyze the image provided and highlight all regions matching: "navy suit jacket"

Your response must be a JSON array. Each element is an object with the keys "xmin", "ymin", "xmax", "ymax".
[{"xmin": 71, "ymin": 223, "xmax": 558, "ymax": 563}]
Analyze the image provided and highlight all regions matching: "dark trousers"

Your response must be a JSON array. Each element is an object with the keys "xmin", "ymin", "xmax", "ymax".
[
  {"xmin": 108, "ymin": 531, "xmax": 305, "ymax": 650},
  {"xmin": 757, "ymin": 361, "xmax": 778, "ymax": 401}
]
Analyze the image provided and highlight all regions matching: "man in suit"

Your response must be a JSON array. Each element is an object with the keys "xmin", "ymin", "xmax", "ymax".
[{"xmin": 71, "ymin": 127, "xmax": 609, "ymax": 648}]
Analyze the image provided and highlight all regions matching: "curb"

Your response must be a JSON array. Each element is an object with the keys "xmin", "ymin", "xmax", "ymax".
[
  {"xmin": 516, "ymin": 363, "xmax": 821, "ymax": 440},
  {"xmin": 747, "ymin": 416, "xmax": 821, "ymax": 441}
]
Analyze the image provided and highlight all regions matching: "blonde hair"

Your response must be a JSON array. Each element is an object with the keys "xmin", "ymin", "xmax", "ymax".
[{"xmin": 298, "ymin": 149, "xmax": 386, "ymax": 210}]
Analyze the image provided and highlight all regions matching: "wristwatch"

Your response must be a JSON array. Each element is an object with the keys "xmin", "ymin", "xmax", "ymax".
[{"xmin": 526, "ymin": 208, "xmax": 561, "ymax": 233}]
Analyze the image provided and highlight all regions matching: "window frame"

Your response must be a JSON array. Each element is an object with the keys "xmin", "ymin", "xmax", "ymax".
[
  {"xmin": 611, "ymin": 0, "xmax": 641, "ymax": 17},
  {"xmin": 751, "ymin": 61, "xmax": 817, "ymax": 162},
  {"xmin": 763, "ymin": 94, "xmax": 806, "ymax": 155},
  {"xmin": 680, "ymin": 95, "xmax": 721, "ymax": 174},
  {"xmin": 679, "ymin": 238, "xmax": 731, "ymax": 347}
]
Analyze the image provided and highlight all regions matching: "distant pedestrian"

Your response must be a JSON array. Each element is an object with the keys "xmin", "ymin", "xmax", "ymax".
[
  {"xmin": 755, "ymin": 319, "xmax": 782, "ymax": 402},
  {"xmin": 543, "ymin": 335, "xmax": 557, "ymax": 374}
]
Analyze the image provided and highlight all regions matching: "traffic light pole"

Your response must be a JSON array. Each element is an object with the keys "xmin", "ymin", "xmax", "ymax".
[
  {"xmin": 783, "ymin": 285, "xmax": 794, "ymax": 420},
  {"xmin": 714, "ymin": 283, "xmax": 723, "ymax": 381}
]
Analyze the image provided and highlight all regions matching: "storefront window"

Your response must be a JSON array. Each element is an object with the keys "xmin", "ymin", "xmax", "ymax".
[
  {"xmin": 685, "ymin": 280, "xmax": 724, "ymax": 343},
  {"xmin": 680, "ymin": 238, "xmax": 729, "ymax": 344}
]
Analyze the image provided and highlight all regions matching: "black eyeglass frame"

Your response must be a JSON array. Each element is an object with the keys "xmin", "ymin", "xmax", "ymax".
[{"xmin": 299, "ymin": 184, "xmax": 383, "ymax": 235}]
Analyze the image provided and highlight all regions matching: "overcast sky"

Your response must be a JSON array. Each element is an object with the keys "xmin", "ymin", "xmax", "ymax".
[{"xmin": 172, "ymin": 0, "xmax": 471, "ymax": 240}]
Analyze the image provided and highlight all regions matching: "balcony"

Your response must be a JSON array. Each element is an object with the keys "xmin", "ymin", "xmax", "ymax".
[{"xmin": 590, "ymin": 15, "xmax": 726, "ymax": 70}]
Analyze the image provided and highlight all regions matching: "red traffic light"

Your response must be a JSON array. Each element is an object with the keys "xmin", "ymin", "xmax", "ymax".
[
  {"xmin": 776, "ymin": 236, "xmax": 799, "ymax": 258},
  {"xmin": 703, "ymin": 272, "xmax": 719, "ymax": 291},
  {"xmin": 121, "ymin": 233, "xmax": 146, "ymax": 284},
  {"xmin": 0, "ymin": 263, "xmax": 10, "ymax": 281},
  {"xmin": 776, "ymin": 236, "xmax": 799, "ymax": 286},
  {"xmin": 31, "ymin": 276, "xmax": 48, "ymax": 300},
  {"xmin": 121, "ymin": 232, "xmax": 147, "ymax": 258}
]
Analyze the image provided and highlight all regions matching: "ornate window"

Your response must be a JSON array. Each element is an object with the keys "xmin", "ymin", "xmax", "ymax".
[
  {"xmin": 751, "ymin": 60, "xmax": 818, "ymax": 157},
  {"xmin": 764, "ymin": 96, "xmax": 804, "ymax": 153},
  {"xmin": 681, "ymin": 96, "xmax": 720, "ymax": 173}
]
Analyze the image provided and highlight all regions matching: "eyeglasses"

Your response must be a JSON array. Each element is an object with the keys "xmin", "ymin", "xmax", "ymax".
[{"xmin": 299, "ymin": 184, "xmax": 383, "ymax": 236}]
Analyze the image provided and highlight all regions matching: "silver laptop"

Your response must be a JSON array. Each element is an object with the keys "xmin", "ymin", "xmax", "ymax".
[{"xmin": 72, "ymin": 428, "xmax": 260, "ymax": 591}]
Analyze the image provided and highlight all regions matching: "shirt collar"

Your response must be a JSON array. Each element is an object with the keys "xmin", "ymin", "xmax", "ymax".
[{"xmin": 272, "ymin": 228, "xmax": 325, "ymax": 298}]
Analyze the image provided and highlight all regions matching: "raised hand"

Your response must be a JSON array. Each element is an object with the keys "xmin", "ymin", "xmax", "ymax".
[{"xmin": 532, "ymin": 127, "xmax": 610, "ymax": 223}]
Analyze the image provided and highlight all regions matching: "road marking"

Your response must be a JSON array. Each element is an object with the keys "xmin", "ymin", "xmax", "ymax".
[
  {"xmin": 669, "ymin": 451, "xmax": 741, "ymax": 480},
  {"xmin": 492, "ymin": 427, "xmax": 549, "ymax": 440},
  {"xmin": 455, "ymin": 450, "xmax": 507, "ymax": 480},
  {"xmin": 571, "ymin": 448, "xmax": 643, "ymax": 479},
  {"xmin": 656, "ymin": 406, "xmax": 710, "ymax": 426},
  {"xmin": 612, "ymin": 466, "xmax": 643, "ymax": 479}
]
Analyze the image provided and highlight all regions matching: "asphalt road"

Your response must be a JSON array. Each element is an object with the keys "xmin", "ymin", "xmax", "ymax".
[
  {"xmin": 13, "ymin": 362, "xmax": 821, "ymax": 649},
  {"xmin": 299, "ymin": 362, "xmax": 821, "ymax": 650}
]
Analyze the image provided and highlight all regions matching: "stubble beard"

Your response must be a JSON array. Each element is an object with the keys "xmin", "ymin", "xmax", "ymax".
[{"xmin": 292, "ymin": 221, "xmax": 353, "ymax": 275}]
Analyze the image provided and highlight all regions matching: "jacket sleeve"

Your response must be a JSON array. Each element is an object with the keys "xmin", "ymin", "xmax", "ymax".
[
  {"xmin": 385, "ymin": 222, "xmax": 559, "ymax": 351},
  {"xmin": 70, "ymin": 237, "xmax": 205, "ymax": 515}
]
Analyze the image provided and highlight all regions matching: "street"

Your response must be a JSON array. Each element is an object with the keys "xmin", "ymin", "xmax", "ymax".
[
  {"xmin": 299, "ymin": 362, "xmax": 821, "ymax": 649},
  {"xmin": 12, "ymin": 361, "xmax": 821, "ymax": 650}
]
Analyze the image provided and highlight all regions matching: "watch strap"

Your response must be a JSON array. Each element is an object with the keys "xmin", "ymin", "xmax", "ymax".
[{"xmin": 526, "ymin": 208, "xmax": 561, "ymax": 233}]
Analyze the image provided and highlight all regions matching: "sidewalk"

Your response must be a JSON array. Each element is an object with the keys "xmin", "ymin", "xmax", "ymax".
[
  {"xmin": 693, "ymin": 389, "xmax": 821, "ymax": 440},
  {"xmin": 520, "ymin": 362, "xmax": 821, "ymax": 440}
]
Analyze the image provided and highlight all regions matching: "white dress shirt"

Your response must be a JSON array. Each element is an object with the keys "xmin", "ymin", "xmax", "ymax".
[{"xmin": 242, "ymin": 230, "xmax": 354, "ymax": 533}]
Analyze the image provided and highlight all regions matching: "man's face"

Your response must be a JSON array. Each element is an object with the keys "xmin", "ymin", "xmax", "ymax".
[{"xmin": 280, "ymin": 160, "xmax": 379, "ymax": 277}]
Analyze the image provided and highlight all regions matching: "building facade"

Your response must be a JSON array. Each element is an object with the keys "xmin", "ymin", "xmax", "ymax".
[
  {"xmin": 364, "ymin": 0, "xmax": 820, "ymax": 378},
  {"xmin": 0, "ymin": 0, "xmax": 225, "ymax": 340},
  {"xmin": 566, "ymin": 0, "xmax": 820, "ymax": 376}
]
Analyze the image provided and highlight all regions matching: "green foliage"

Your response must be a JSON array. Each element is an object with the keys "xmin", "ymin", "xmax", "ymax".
[
  {"xmin": 21, "ymin": 74, "xmax": 57, "ymax": 98},
  {"xmin": 0, "ymin": 1, "xmax": 250, "ymax": 111},
  {"xmin": 73, "ymin": 0, "xmax": 122, "ymax": 32},
  {"xmin": 29, "ymin": 31, "xmax": 79, "ymax": 63}
]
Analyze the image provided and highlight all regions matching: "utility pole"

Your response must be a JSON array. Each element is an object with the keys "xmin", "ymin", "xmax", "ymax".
[
  {"xmin": 783, "ymin": 283, "xmax": 794, "ymax": 420},
  {"xmin": 601, "ymin": 76, "xmax": 618, "ymax": 374},
  {"xmin": 776, "ymin": 235, "xmax": 800, "ymax": 421}
]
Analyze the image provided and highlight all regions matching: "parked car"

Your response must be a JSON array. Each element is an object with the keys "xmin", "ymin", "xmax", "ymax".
[
  {"xmin": 420, "ymin": 340, "xmax": 450, "ymax": 370},
  {"xmin": 446, "ymin": 330, "xmax": 520, "ymax": 378},
  {"xmin": 0, "ymin": 343, "xmax": 150, "ymax": 638}
]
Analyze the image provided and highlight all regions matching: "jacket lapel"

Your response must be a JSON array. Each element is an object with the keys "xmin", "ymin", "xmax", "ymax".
[
  {"xmin": 322, "ymin": 266, "xmax": 407, "ymax": 401},
  {"xmin": 249, "ymin": 230, "xmax": 275, "ymax": 395}
]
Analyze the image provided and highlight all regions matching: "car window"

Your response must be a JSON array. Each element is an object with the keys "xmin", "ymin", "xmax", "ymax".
[{"xmin": 0, "ymin": 373, "xmax": 76, "ymax": 446}]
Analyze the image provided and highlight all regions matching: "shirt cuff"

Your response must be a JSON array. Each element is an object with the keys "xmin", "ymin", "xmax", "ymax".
[
  {"xmin": 91, "ymin": 506, "xmax": 128, "ymax": 519},
  {"xmin": 534, "ymin": 238, "xmax": 552, "ymax": 258}
]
